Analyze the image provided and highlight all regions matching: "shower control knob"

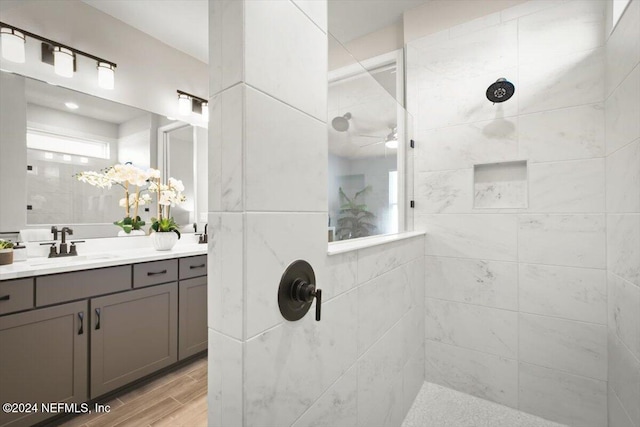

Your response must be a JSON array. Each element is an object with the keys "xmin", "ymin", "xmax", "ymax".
[{"xmin": 278, "ymin": 260, "xmax": 322, "ymax": 322}]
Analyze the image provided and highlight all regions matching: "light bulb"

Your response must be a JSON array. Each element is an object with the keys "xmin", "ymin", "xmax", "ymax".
[
  {"xmin": 201, "ymin": 102, "xmax": 209, "ymax": 122},
  {"xmin": 385, "ymin": 140, "xmax": 398, "ymax": 149},
  {"xmin": 178, "ymin": 94, "xmax": 191, "ymax": 115},
  {"xmin": 53, "ymin": 47, "xmax": 74, "ymax": 78},
  {"xmin": 0, "ymin": 28, "xmax": 26, "ymax": 63},
  {"xmin": 97, "ymin": 62, "xmax": 115, "ymax": 90}
]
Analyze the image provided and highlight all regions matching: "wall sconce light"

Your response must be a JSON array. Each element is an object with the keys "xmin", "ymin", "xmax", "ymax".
[
  {"xmin": 0, "ymin": 27, "xmax": 25, "ymax": 63},
  {"xmin": 0, "ymin": 21, "xmax": 117, "ymax": 90},
  {"xmin": 177, "ymin": 90, "xmax": 208, "ymax": 121}
]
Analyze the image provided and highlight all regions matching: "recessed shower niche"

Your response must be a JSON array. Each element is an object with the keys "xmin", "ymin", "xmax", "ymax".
[{"xmin": 473, "ymin": 160, "xmax": 528, "ymax": 209}]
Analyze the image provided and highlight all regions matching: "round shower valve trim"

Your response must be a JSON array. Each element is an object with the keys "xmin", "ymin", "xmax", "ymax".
[{"xmin": 278, "ymin": 260, "xmax": 322, "ymax": 322}]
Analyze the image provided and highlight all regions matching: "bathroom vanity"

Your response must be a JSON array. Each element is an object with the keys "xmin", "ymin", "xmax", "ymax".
[{"xmin": 0, "ymin": 247, "xmax": 207, "ymax": 427}]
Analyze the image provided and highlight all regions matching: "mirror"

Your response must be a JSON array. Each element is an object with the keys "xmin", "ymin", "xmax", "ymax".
[{"xmin": 0, "ymin": 71, "xmax": 207, "ymax": 240}]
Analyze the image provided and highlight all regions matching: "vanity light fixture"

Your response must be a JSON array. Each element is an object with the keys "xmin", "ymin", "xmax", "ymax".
[
  {"xmin": 177, "ymin": 90, "xmax": 208, "ymax": 120},
  {"xmin": 385, "ymin": 140, "xmax": 398, "ymax": 149},
  {"xmin": 0, "ymin": 27, "xmax": 25, "ymax": 63},
  {"xmin": 0, "ymin": 21, "xmax": 117, "ymax": 89}
]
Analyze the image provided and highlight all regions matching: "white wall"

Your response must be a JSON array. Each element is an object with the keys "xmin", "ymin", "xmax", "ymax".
[
  {"xmin": 604, "ymin": 1, "xmax": 640, "ymax": 426},
  {"xmin": 0, "ymin": 0, "xmax": 207, "ymax": 125},
  {"xmin": 208, "ymin": 1, "xmax": 424, "ymax": 426},
  {"xmin": 407, "ymin": 1, "xmax": 609, "ymax": 425}
]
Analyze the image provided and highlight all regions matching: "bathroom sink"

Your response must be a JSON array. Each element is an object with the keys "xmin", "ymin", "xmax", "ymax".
[{"xmin": 26, "ymin": 253, "xmax": 119, "ymax": 266}]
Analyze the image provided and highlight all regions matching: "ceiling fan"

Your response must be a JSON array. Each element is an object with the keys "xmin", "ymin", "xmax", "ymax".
[{"xmin": 358, "ymin": 126, "xmax": 398, "ymax": 149}]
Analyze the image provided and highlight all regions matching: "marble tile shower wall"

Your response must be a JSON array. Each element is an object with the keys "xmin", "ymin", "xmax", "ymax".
[
  {"xmin": 605, "ymin": 1, "xmax": 640, "ymax": 426},
  {"xmin": 405, "ymin": 1, "xmax": 625, "ymax": 426},
  {"xmin": 207, "ymin": 1, "xmax": 425, "ymax": 426}
]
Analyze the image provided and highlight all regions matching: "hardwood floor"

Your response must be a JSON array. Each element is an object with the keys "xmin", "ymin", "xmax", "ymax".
[{"xmin": 55, "ymin": 355, "xmax": 207, "ymax": 427}]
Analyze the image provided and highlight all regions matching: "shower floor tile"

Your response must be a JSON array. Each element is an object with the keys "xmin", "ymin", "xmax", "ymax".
[{"xmin": 402, "ymin": 382, "xmax": 567, "ymax": 427}]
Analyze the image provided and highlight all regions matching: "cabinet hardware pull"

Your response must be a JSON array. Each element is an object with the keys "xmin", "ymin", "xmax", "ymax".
[
  {"xmin": 78, "ymin": 312, "xmax": 84, "ymax": 335},
  {"xmin": 189, "ymin": 264, "xmax": 205, "ymax": 269},
  {"xmin": 147, "ymin": 269, "xmax": 167, "ymax": 276},
  {"xmin": 95, "ymin": 308, "xmax": 101, "ymax": 330},
  {"xmin": 0, "ymin": 295, "xmax": 10, "ymax": 301}
]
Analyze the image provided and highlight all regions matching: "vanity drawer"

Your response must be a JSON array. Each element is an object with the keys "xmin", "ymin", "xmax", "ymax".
[
  {"xmin": 0, "ymin": 278, "xmax": 34, "ymax": 315},
  {"xmin": 36, "ymin": 266, "xmax": 131, "ymax": 306},
  {"xmin": 133, "ymin": 259, "xmax": 178, "ymax": 288},
  {"xmin": 179, "ymin": 255, "xmax": 207, "ymax": 280}
]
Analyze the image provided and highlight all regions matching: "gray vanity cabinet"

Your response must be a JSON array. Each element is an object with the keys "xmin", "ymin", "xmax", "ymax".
[
  {"xmin": 178, "ymin": 275, "xmax": 208, "ymax": 360},
  {"xmin": 90, "ymin": 283, "xmax": 178, "ymax": 398},
  {"xmin": 0, "ymin": 301, "xmax": 88, "ymax": 427}
]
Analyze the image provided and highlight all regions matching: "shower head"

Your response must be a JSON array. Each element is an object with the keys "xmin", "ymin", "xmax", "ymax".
[
  {"xmin": 331, "ymin": 112, "xmax": 352, "ymax": 132},
  {"xmin": 486, "ymin": 78, "xmax": 515, "ymax": 103}
]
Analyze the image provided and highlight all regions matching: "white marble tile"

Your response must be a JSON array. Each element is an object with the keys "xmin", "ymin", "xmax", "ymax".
[
  {"xmin": 605, "ymin": 0, "xmax": 640, "ymax": 96},
  {"xmin": 518, "ymin": 103, "xmax": 605, "ymax": 162},
  {"xmin": 518, "ymin": 214, "xmax": 606, "ymax": 268},
  {"xmin": 245, "ymin": 212, "xmax": 328, "ymax": 338},
  {"xmin": 414, "ymin": 72, "xmax": 519, "ymax": 130},
  {"xmin": 500, "ymin": 0, "xmax": 569, "ymax": 22},
  {"xmin": 607, "ymin": 139, "xmax": 640, "ymax": 213},
  {"xmin": 322, "ymin": 250, "xmax": 357, "ymax": 301},
  {"xmin": 244, "ymin": 0, "xmax": 327, "ymax": 121},
  {"xmin": 291, "ymin": 367, "xmax": 357, "ymax": 427},
  {"xmin": 608, "ymin": 272, "xmax": 640, "ymax": 359},
  {"xmin": 448, "ymin": 12, "xmax": 501, "ymax": 39},
  {"xmin": 519, "ymin": 313, "xmax": 607, "ymax": 380},
  {"xmin": 403, "ymin": 347, "xmax": 425, "ymax": 418},
  {"xmin": 358, "ymin": 321, "xmax": 406, "ymax": 427},
  {"xmin": 608, "ymin": 332, "xmax": 640, "ymax": 427},
  {"xmin": 207, "ymin": 212, "xmax": 244, "ymax": 340},
  {"xmin": 607, "ymin": 214, "xmax": 640, "ymax": 286},
  {"xmin": 419, "ymin": 214, "xmax": 518, "ymax": 261},
  {"xmin": 474, "ymin": 161, "xmax": 528, "ymax": 209},
  {"xmin": 357, "ymin": 263, "xmax": 412, "ymax": 356},
  {"xmin": 519, "ymin": 47, "xmax": 604, "ymax": 115},
  {"xmin": 208, "ymin": 84, "xmax": 244, "ymax": 212},
  {"xmin": 208, "ymin": 329, "xmax": 243, "ymax": 427},
  {"xmin": 403, "ymin": 302, "xmax": 426, "ymax": 364},
  {"xmin": 290, "ymin": 0, "xmax": 327, "ymax": 32},
  {"xmin": 416, "ymin": 118, "xmax": 519, "ymax": 170},
  {"xmin": 244, "ymin": 289, "xmax": 358, "ymax": 427},
  {"xmin": 424, "ymin": 256, "xmax": 518, "ymax": 310},
  {"xmin": 424, "ymin": 340, "xmax": 518, "ymax": 408},
  {"xmin": 416, "ymin": 169, "xmax": 472, "ymax": 214},
  {"xmin": 519, "ymin": 264, "xmax": 607, "ymax": 324},
  {"xmin": 518, "ymin": 363, "xmax": 607, "ymax": 427},
  {"xmin": 244, "ymin": 87, "xmax": 327, "ymax": 212},
  {"xmin": 357, "ymin": 236, "xmax": 424, "ymax": 284},
  {"xmin": 209, "ymin": 0, "xmax": 244, "ymax": 95},
  {"xmin": 528, "ymin": 158, "xmax": 605, "ymax": 213},
  {"xmin": 606, "ymin": 66, "xmax": 640, "ymax": 155},
  {"xmin": 608, "ymin": 386, "xmax": 636, "ymax": 427},
  {"xmin": 425, "ymin": 298, "xmax": 517, "ymax": 358},
  {"xmin": 518, "ymin": 0, "xmax": 605, "ymax": 65}
]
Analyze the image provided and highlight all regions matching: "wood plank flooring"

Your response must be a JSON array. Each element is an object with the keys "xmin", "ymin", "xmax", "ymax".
[{"xmin": 55, "ymin": 355, "xmax": 207, "ymax": 427}]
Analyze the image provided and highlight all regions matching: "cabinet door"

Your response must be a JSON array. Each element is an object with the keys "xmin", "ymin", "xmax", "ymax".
[
  {"xmin": 178, "ymin": 276, "xmax": 208, "ymax": 360},
  {"xmin": 0, "ymin": 301, "xmax": 88, "ymax": 427},
  {"xmin": 90, "ymin": 283, "xmax": 177, "ymax": 398}
]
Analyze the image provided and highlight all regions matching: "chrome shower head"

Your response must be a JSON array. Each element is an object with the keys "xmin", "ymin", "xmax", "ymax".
[
  {"xmin": 331, "ymin": 112, "xmax": 352, "ymax": 132},
  {"xmin": 486, "ymin": 78, "xmax": 515, "ymax": 103}
]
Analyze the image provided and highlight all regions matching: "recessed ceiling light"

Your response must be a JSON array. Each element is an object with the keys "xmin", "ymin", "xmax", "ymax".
[{"xmin": 65, "ymin": 102, "xmax": 79, "ymax": 110}]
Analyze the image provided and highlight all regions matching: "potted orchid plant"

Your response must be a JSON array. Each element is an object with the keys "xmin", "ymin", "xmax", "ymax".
[
  {"xmin": 148, "ymin": 177, "xmax": 186, "ymax": 251},
  {"xmin": 76, "ymin": 164, "xmax": 155, "ymax": 236}
]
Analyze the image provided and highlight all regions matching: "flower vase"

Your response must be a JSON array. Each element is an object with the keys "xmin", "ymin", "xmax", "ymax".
[
  {"xmin": 151, "ymin": 232, "xmax": 178, "ymax": 251},
  {"xmin": 117, "ymin": 229, "xmax": 146, "ymax": 237}
]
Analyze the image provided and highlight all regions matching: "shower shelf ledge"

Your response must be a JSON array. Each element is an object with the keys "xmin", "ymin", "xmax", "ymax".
[{"xmin": 327, "ymin": 231, "xmax": 425, "ymax": 255}]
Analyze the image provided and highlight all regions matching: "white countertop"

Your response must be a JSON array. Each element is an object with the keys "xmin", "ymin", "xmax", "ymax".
[{"xmin": 0, "ymin": 238, "xmax": 207, "ymax": 281}]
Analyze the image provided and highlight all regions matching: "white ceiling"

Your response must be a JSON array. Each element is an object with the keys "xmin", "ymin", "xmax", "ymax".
[
  {"xmin": 328, "ymin": 0, "xmax": 428, "ymax": 43},
  {"xmin": 79, "ymin": 1, "xmax": 429, "ymax": 63},
  {"xmin": 81, "ymin": 0, "xmax": 209, "ymax": 63}
]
